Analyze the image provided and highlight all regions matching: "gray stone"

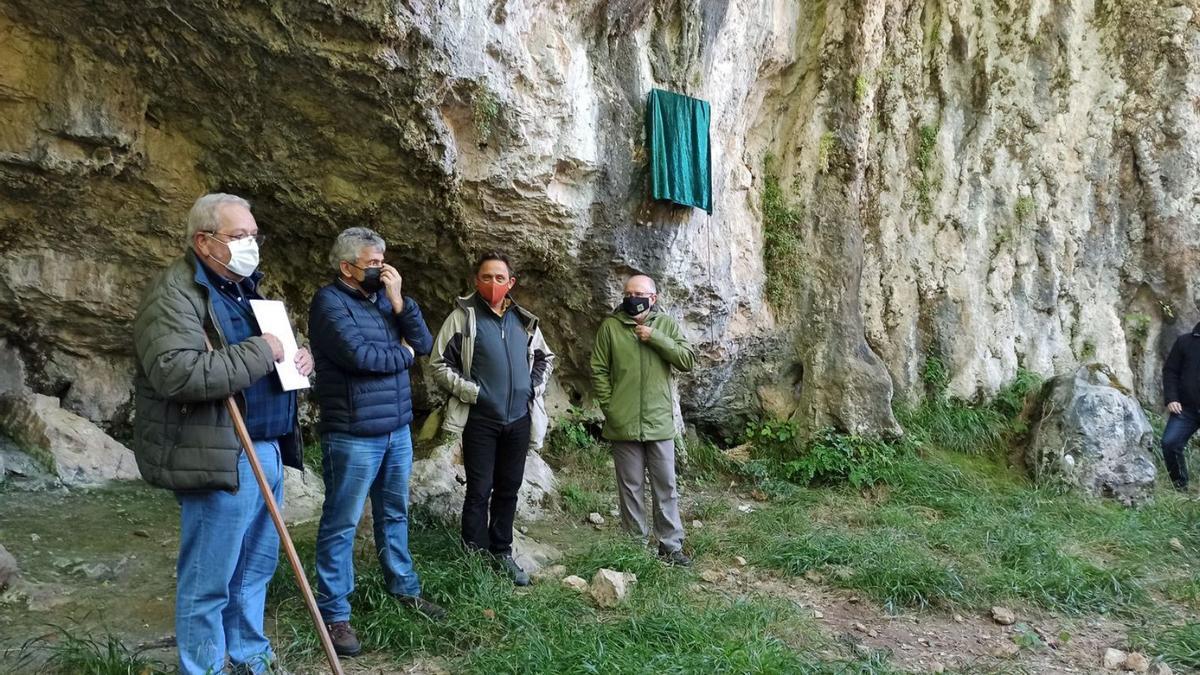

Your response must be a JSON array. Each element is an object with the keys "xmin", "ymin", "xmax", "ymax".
[
  {"xmin": 990, "ymin": 606, "xmax": 1016, "ymax": 626},
  {"xmin": 282, "ymin": 466, "xmax": 324, "ymax": 525},
  {"xmin": 409, "ymin": 436, "xmax": 556, "ymax": 523},
  {"xmin": 1026, "ymin": 366, "xmax": 1157, "ymax": 502},
  {"xmin": 511, "ymin": 531, "xmax": 561, "ymax": 575},
  {"xmin": 0, "ymin": 545, "xmax": 18, "ymax": 591},
  {"xmin": 0, "ymin": 393, "xmax": 138, "ymax": 486},
  {"xmin": 1103, "ymin": 648, "xmax": 1128, "ymax": 670},
  {"xmin": 590, "ymin": 568, "xmax": 636, "ymax": 608},
  {"xmin": 561, "ymin": 575, "xmax": 588, "ymax": 593}
]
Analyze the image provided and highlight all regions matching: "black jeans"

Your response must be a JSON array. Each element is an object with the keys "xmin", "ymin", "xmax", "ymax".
[
  {"xmin": 461, "ymin": 412, "xmax": 531, "ymax": 555},
  {"xmin": 1162, "ymin": 411, "xmax": 1198, "ymax": 489}
]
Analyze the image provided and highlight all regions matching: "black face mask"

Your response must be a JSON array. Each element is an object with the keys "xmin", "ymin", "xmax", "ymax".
[
  {"xmin": 622, "ymin": 295, "xmax": 652, "ymax": 316},
  {"xmin": 359, "ymin": 267, "xmax": 384, "ymax": 294}
]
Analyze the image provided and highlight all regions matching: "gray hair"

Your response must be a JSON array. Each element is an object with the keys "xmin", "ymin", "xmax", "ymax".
[
  {"xmin": 186, "ymin": 193, "xmax": 251, "ymax": 241},
  {"xmin": 330, "ymin": 227, "xmax": 386, "ymax": 271}
]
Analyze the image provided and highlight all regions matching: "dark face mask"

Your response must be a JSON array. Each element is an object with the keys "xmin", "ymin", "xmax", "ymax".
[
  {"xmin": 622, "ymin": 295, "xmax": 652, "ymax": 316},
  {"xmin": 359, "ymin": 266, "xmax": 384, "ymax": 294}
]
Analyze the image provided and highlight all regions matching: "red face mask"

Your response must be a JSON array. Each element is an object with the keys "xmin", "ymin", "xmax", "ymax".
[{"xmin": 476, "ymin": 279, "xmax": 511, "ymax": 305}]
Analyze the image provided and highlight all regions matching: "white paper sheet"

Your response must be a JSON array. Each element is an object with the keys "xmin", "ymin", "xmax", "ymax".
[{"xmin": 248, "ymin": 299, "xmax": 311, "ymax": 391}]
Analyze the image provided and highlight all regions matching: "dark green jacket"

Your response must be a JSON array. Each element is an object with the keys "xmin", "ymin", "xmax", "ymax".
[
  {"xmin": 590, "ymin": 306, "xmax": 695, "ymax": 442},
  {"xmin": 132, "ymin": 251, "xmax": 302, "ymax": 492}
]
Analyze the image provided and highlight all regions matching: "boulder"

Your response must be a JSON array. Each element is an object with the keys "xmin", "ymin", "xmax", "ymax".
[
  {"xmin": 0, "ymin": 392, "xmax": 138, "ymax": 486},
  {"xmin": 1026, "ymin": 365, "xmax": 1156, "ymax": 502},
  {"xmin": 408, "ymin": 435, "xmax": 557, "ymax": 523},
  {"xmin": 282, "ymin": 466, "xmax": 325, "ymax": 525},
  {"xmin": 511, "ymin": 531, "xmax": 561, "ymax": 575}
]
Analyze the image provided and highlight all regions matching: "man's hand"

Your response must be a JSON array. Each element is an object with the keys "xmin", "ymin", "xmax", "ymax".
[
  {"xmin": 294, "ymin": 348, "xmax": 314, "ymax": 377},
  {"xmin": 382, "ymin": 263, "xmax": 404, "ymax": 310},
  {"xmin": 262, "ymin": 333, "xmax": 285, "ymax": 362},
  {"xmin": 1169, "ymin": 401, "xmax": 1183, "ymax": 415},
  {"xmin": 633, "ymin": 325, "xmax": 654, "ymax": 342}
]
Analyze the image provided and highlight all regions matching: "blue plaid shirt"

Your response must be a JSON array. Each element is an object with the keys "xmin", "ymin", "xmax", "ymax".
[{"xmin": 195, "ymin": 258, "xmax": 296, "ymax": 441}]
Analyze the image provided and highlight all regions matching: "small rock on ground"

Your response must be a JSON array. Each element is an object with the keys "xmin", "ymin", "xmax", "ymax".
[
  {"xmin": 561, "ymin": 575, "xmax": 588, "ymax": 593},
  {"xmin": 1103, "ymin": 648, "xmax": 1128, "ymax": 670},
  {"xmin": 990, "ymin": 606, "xmax": 1016, "ymax": 625},
  {"xmin": 1123, "ymin": 652, "xmax": 1150, "ymax": 673}
]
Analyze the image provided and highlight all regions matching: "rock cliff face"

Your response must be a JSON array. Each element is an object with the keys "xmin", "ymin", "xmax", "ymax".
[{"xmin": 0, "ymin": 0, "xmax": 1196, "ymax": 440}]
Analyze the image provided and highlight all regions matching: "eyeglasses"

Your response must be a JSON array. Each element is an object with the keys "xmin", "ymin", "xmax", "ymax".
[
  {"xmin": 623, "ymin": 292, "xmax": 654, "ymax": 298},
  {"xmin": 350, "ymin": 262, "xmax": 384, "ymax": 270},
  {"xmin": 209, "ymin": 232, "xmax": 266, "ymax": 246}
]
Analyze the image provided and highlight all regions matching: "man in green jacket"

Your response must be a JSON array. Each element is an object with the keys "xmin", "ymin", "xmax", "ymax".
[
  {"xmin": 590, "ymin": 274, "xmax": 696, "ymax": 566},
  {"xmin": 132, "ymin": 193, "xmax": 313, "ymax": 674}
]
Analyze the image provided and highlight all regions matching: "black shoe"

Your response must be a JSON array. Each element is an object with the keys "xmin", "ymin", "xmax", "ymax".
[
  {"xmin": 496, "ymin": 554, "xmax": 531, "ymax": 586},
  {"xmin": 324, "ymin": 621, "xmax": 362, "ymax": 657},
  {"xmin": 658, "ymin": 546, "xmax": 692, "ymax": 567},
  {"xmin": 395, "ymin": 594, "xmax": 448, "ymax": 621}
]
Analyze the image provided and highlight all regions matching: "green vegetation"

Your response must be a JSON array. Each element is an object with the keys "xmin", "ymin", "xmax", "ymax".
[
  {"xmin": 897, "ymin": 353, "xmax": 1042, "ymax": 455},
  {"xmin": 1133, "ymin": 622, "xmax": 1200, "ymax": 671},
  {"xmin": 816, "ymin": 131, "xmax": 838, "ymax": 174},
  {"xmin": 1014, "ymin": 195, "xmax": 1035, "ymax": 222},
  {"xmin": 761, "ymin": 158, "xmax": 805, "ymax": 311},
  {"xmin": 472, "ymin": 88, "xmax": 501, "ymax": 144},
  {"xmin": 1126, "ymin": 312, "xmax": 1152, "ymax": 340},
  {"xmin": 1081, "ymin": 338, "xmax": 1097, "ymax": 361},
  {"xmin": 854, "ymin": 74, "xmax": 869, "ymax": 104},
  {"xmin": 915, "ymin": 124, "xmax": 940, "ymax": 220},
  {"xmin": 14, "ymin": 624, "xmax": 169, "ymax": 674}
]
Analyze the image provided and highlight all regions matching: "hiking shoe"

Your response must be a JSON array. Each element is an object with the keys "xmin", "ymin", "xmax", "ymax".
[
  {"xmin": 496, "ymin": 554, "xmax": 531, "ymax": 586},
  {"xmin": 658, "ymin": 546, "xmax": 692, "ymax": 567},
  {"xmin": 324, "ymin": 621, "xmax": 362, "ymax": 657},
  {"xmin": 395, "ymin": 594, "xmax": 449, "ymax": 621}
]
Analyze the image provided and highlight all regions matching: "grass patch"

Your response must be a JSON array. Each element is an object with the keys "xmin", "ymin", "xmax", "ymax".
[
  {"xmin": 14, "ymin": 624, "xmax": 170, "ymax": 674},
  {"xmin": 1132, "ymin": 622, "xmax": 1200, "ymax": 670},
  {"xmin": 267, "ymin": 516, "xmax": 862, "ymax": 672},
  {"xmin": 720, "ymin": 451, "xmax": 1195, "ymax": 616},
  {"xmin": 897, "ymin": 354, "xmax": 1041, "ymax": 455}
]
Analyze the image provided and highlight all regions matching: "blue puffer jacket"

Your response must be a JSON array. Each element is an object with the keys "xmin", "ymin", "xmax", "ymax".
[{"xmin": 308, "ymin": 281, "xmax": 434, "ymax": 436}]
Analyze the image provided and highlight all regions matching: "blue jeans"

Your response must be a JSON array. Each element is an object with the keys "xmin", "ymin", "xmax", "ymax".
[
  {"xmin": 1163, "ymin": 411, "xmax": 1198, "ymax": 488},
  {"xmin": 176, "ymin": 440, "xmax": 283, "ymax": 675},
  {"xmin": 316, "ymin": 427, "xmax": 419, "ymax": 623}
]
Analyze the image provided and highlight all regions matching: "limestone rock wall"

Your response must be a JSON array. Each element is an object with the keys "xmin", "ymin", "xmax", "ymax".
[{"xmin": 0, "ymin": 0, "xmax": 1196, "ymax": 440}]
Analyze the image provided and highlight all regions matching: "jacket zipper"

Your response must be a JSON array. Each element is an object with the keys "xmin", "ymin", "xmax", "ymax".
[
  {"xmin": 503, "ymin": 315, "xmax": 513, "ymax": 420},
  {"xmin": 638, "ymin": 321, "xmax": 645, "ymax": 442}
]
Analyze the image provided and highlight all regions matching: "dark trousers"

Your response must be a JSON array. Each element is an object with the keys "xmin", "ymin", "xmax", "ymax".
[
  {"xmin": 1163, "ymin": 411, "xmax": 1198, "ymax": 489},
  {"xmin": 461, "ymin": 412, "xmax": 531, "ymax": 555}
]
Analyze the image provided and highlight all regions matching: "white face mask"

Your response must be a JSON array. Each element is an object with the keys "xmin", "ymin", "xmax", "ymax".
[{"xmin": 207, "ymin": 234, "xmax": 260, "ymax": 277}]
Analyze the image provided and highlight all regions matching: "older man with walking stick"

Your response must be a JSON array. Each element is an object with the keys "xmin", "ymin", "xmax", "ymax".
[{"xmin": 132, "ymin": 193, "xmax": 335, "ymax": 674}]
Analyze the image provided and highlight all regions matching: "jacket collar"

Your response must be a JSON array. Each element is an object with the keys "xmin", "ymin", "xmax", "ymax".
[
  {"xmin": 333, "ymin": 276, "xmax": 377, "ymax": 302},
  {"xmin": 611, "ymin": 303, "xmax": 662, "ymax": 326},
  {"xmin": 456, "ymin": 291, "xmax": 539, "ymax": 329},
  {"xmin": 1192, "ymin": 321, "xmax": 1200, "ymax": 337}
]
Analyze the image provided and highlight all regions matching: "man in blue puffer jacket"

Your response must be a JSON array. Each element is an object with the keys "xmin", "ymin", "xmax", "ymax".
[{"xmin": 308, "ymin": 227, "xmax": 442, "ymax": 657}]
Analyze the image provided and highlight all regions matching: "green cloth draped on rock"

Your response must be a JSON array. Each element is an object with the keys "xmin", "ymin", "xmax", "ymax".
[{"xmin": 646, "ymin": 88, "xmax": 712, "ymax": 214}]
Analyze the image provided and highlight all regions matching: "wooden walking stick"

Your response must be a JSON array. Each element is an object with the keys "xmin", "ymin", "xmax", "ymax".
[{"xmin": 204, "ymin": 335, "xmax": 344, "ymax": 675}]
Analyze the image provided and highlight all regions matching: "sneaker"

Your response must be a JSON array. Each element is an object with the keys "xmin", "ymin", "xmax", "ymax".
[
  {"xmin": 658, "ymin": 546, "xmax": 692, "ymax": 567},
  {"xmin": 496, "ymin": 554, "xmax": 531, "ymax": 586},
  {"xmin": 395, "ymin": 594, "xmax": 448, "ymax": 621},
  {"xmin": 324, "ymin": 621, "xmax": 362, "ymax": 657}
]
